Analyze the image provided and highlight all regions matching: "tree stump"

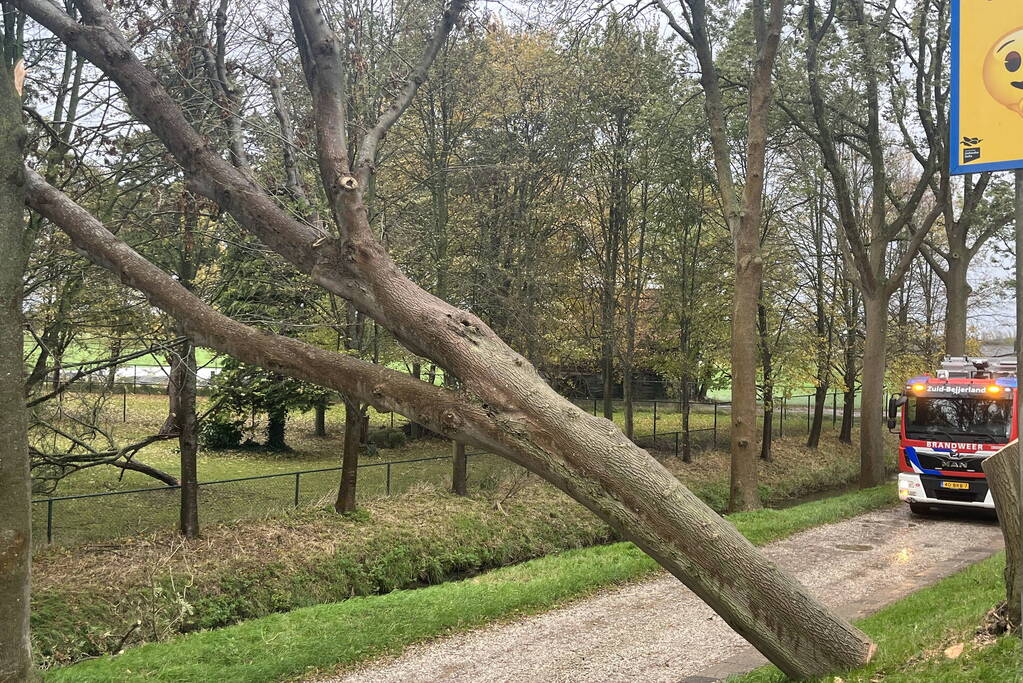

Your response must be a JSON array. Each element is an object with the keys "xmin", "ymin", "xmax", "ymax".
[{"xmin": 982, "ymin": 440, "xmax": 1022, "ymax": 629}]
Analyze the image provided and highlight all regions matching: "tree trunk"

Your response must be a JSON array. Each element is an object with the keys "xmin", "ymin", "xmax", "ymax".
[
  {"xmin": 408, "ymin": 363, "xmax": 423, "ymax": 440},
  {"xmin": 452, "ymin": 441, "xmax": 467, "ymax": 496},
  {"xmin": 943, "ymin": 258, "xmax": 970, "ymax": 357},
  {"xmin": 839, "ymin": 278, "xmax": 859, "ymax": 445},
  {"xmin": 760, "ymin": 391, "xmax": 773, "ymax": 462},
  {"xmin": 105, "ymin": 336, "xmax": 122, "ymax": 390},
  {"xmin": 335, "ymin": 398, "xmax": 361, "ymax": 513},
  {"xmin": 807, "ymin": 383, "xmax": 828, "ymax": 449},
  {"xmin": 623, "ymin": 363, "xmax": 634, "ymax": 439},
  {"xmin": 601, "ymin": 336, "xmax": 615, "ymax": 420},
  {"xmin": 859, "ymin": 296, "xmax": 888, "ymax": 487},
  {"xmin": 758, "ymin": 299, "xmax": 773, "ymax": 462},
  {"xmin": 172, "ymin": 337, "xmax": 199, "ymax": 538},
  {"xmin": 840, "ymin": 385, "xmax": 855, "ymax": 444},
  {"xmin": 730, "ymin": 253, "xmax": 763, "ymax": 510},
  {"xmin": 982, "ymin": 441, "xmax": 1021, "ymax": 629},
  {"xmin": 267, "ymin": 407, "xmax": 288, "ymax": 451},
  {"xmin": 681, "ymin": 379, "xmax": 692, "ymax": 463},
  {"xmin": 314, "ymin": 402, "xmax": 327, "ymax": 437},
  {"xmin": 0, "ymin": 55, "xmax": 31, "ymax": 682}
]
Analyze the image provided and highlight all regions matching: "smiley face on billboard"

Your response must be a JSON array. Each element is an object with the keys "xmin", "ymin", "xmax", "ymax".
[{"xmin": 982, "ymin": 28, "xmax": 1023, "ymax": 117}]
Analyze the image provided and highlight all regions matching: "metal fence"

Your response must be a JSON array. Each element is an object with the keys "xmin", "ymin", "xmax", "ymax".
[
  {"xmin": 31, "ymin": 450, "xmax": 511, "ymax": 547},
  {"xmin": 32, "ymin": 390, "xmax": 873, "ymax": 547}
]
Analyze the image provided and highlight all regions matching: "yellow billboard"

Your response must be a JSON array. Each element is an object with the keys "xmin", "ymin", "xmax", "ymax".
[{"xmin": 952, "ymin": 0, "xmax": 1023, "ymax": 174}]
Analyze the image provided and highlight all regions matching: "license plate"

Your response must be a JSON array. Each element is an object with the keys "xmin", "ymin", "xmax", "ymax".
[{"xmin": 941, "ymin": 481, "xmax": 970, "ymax": 490}]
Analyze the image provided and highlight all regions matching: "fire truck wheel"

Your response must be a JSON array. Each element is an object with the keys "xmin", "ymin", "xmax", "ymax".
[{"xmin": 909, "ymin": 503, "xmax": 931, "ymax": 515}]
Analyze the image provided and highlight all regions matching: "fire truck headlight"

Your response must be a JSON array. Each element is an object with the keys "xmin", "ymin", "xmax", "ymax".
[{"xmin": 898, "ymin": 474, "xmax": 923, "ymax": 500}]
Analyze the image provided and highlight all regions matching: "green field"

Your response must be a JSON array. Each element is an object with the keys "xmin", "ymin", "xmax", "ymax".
[{"xmin": 32, "ymin": 391, "xmax": 873, "ymax": 547}]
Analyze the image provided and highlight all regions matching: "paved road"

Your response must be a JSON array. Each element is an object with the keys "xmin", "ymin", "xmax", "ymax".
[{"xmin": 328, "ymin": 505, "xmax": 1003, "ymax": 683}]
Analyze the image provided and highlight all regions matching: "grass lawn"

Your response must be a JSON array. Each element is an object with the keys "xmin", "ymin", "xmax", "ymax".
[
  {"xmin": 23, "ymin": 334, "xmax": 224, "ymax": 368},
  {"xmin": 733, "ymin": 552, "xmax": 1019, "ymax": 682},
  {"xmin": 41, "ymin": 484, "xmax": 899, "ymax": 682}
]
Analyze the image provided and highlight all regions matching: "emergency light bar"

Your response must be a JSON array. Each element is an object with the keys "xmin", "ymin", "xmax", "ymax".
[{"xmin": 936, "ymin": 356, "xmax": 1016, "ymax": 380}]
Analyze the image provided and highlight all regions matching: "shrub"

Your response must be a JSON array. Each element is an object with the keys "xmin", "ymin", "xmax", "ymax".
[
  {"xmin": 199, "ymin": 415, "xmax": 244, "ymax": 449},
  {"xmin": 367, "ymin": 428, "xmax": 407, "ymax": 450}
]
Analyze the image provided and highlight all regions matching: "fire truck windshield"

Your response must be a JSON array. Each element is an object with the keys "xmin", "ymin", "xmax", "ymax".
[{"xmin": 905, "ymin": 396, "xmax": 1012, "ymax": 442}]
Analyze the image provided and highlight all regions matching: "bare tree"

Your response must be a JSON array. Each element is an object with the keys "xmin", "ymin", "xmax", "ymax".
[{"xmin": 802, "ymin": 0, "xmax": 942, "ymax": 487}]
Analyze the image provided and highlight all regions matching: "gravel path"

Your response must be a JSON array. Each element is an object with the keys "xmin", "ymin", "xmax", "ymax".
[{"xmin": 325, "ymin": 506, "xmax": 1003, "ymax": 683}]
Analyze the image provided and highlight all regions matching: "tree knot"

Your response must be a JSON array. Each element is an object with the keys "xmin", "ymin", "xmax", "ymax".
[
  {"xmin": 441, "ymin": 409, "xmax": 463, "ymax": 429},
  {"xmin": 339, "ymin": 175, "xmax": 359, "ymax": 191}
]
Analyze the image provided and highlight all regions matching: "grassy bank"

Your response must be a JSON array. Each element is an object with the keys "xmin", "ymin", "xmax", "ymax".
[
  {"xmin": 43, "ymin": 485, "xmax": 898, "ymax": 682},
  {"xmin": 734, "ymin": 552, "xmax": 1019, "ymax": 682},
  {"xmin": 31, "ymin": 427, "xmax": 894, "ymax": 667}
]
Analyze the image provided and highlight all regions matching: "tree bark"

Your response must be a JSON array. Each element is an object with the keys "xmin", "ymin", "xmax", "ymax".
[
  {"xmin": 169, "ymin": 337, "xmax": 199, "ymax": 538},
  {"xmin": 758, "ymin": 298, "xmax": 773, "ymax": 462},
  {"xmin": 452, "ymin": 441, "xmax": 467, "ymax": 496},
  {"xmin": 335, "ymin": 398, "xmax": 361, "ymax": 513},
  {"xmin": 807, "ymin": 383, "xmax": 828, "ymax": 449},
  {"xmin": 0, "ymin": 51, "xmax": 31, "ymax": 683},
  {"xmin": 840, "ymin": 385, "xmax": 855, "ymax": 444},
  {"xmin": 601, "ymin": 329, "xmax": 615, "ymax": 420},
  {"xmin": 943, "ymin": 257, "xmax": 970, "ymax": 357},
  {"xmin": 314, "ymin": 403, "xmax": 327, "ymax": 437},
  {"xmin": 730, "ymin": 249, "xmax": 763, "ymax": 507},
  {"xmin": 623, "ymin": 364, "xmax": 634, "ymax": 439},
  {"xmin": 681, "ymin": 380, "xmax": 692, "ymax": 463},
  {"xmin": 860, "ymin": 296, "xmax": 888, "ymax": 487},
  {"xmin": 982, "ymin": 441, "xmax": 1021, "ymax": 629}
]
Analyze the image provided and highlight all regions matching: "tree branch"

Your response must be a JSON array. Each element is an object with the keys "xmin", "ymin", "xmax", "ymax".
[{"xmin": 354, "ymin": 0, "xmax": 466, "ymax": 183}]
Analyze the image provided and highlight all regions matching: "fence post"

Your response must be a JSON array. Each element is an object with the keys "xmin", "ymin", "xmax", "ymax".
[
  {"xmin": 294, "ymin": 472, "xmax": 301, "ymax": 508},
  {"xmin": 832, "ymin": 392, "xmax": 837, "ymax": 426},
  {"xmin": 452, "ymin": 441, "xmax": 467, "ymax": 496},
  {"xmin": 674, "ymin": 430, "xmax": 679, "ymax": 458},
  {"xmin": 46, "ymin": 499, "xmax": 53, "ymax": 544},
  {"xmin": 386, "ymin": 462, "xmax": 392, "ymax": 496},
  {"xmin": 390, "ymin": 412, "xmax": 394, "ymax": 429},
  {"xmin": 593, "ymin": 399, "xmax": 598, "ymax": 416},
  {"xmin": 653, "ymin": 400, "xmax": 658, "ymax": 438},
  {"xmin": 123, "ymin": 385, "xmax": 127, "ymax": 422}
]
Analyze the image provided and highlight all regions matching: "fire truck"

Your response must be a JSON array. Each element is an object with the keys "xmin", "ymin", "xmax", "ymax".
[{"xmin": 888, "ymin": 356, "xmax": 1016, "ymax": 514}]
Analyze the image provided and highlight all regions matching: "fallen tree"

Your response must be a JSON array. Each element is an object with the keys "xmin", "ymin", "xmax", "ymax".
[{"xmin": 16, "ymin": 0, "xmax": 876, "ymax": 676}]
